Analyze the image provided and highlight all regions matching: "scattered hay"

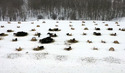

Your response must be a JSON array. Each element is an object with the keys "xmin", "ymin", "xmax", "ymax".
[
  {"xmin": 7, "ymin": 53, "xmax": 22, "ymax": 59},
  {"xmin": 103, "ymin": 56, "xmax": 121, "ymax": 64},
  {"xmin": 56, "ymin": 55, "xmax": 67, "ymax": 61}
]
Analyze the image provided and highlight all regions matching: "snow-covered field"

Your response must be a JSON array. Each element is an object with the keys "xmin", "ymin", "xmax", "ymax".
[{"xmin": 0, "ymin": 20, "xmax": 125, "ymax": 73}]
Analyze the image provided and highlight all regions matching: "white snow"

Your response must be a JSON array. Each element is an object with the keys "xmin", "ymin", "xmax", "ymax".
[{"xmin": 0, "ymin": 20, "xmax": 125, "ymax": 73}]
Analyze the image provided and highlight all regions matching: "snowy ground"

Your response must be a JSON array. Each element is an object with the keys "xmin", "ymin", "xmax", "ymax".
[{"xmin": 0, "ymin": 20, "xmax": 125, "ymax": 73}]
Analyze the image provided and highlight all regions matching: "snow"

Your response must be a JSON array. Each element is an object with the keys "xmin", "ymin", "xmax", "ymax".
[{"xmin": 0, "ymin": 20, "xmax": 125, "ymax": 73}]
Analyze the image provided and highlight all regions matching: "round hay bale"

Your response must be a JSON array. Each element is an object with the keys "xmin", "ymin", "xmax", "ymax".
[
  {"xmin": 37, "ymin": 25, "xmax": 40, "ymax": 27},
  {"xmin": 67, "ymin": 38, "xmax": 78, "ymax": 43},
  {"xmin": 31, "ymin": 37, "xmax": 37, "ymax": 41},
  {"xmin": 109, "ymin": 47, "xmax": 115, "ymax": 51},
  {"xmin": 16, "ymin": 47, "xmax": 22, "ymax": 51}
]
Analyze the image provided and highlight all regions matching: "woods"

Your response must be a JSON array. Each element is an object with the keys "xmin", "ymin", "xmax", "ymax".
[{"xmin": 0, "ymin": 0, "xmax": 125, "ymax": 21}]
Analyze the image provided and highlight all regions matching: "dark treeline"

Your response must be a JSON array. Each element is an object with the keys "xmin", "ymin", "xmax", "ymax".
[{"xmin": 0, "ymin": 0, "xmax": 125, "ymax": 21}]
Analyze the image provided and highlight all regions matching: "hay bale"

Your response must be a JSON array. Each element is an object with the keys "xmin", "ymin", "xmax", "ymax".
[
  {"xmin": 12, "ymin": 38, "xmax": 17, "ymax": 42},
  {"xmin": 0, "ymin": 38, "xmax": 3, "ymax": 40},
  {"xmin": 0, "ymin": 33, "xmax": 8, "ymax": 36},
  {"xmin": 110, "ymin": 33, "xmax": 117, "ymax": 36},
  {"xmin": 42, "ymin": 21, "xmax": 46, "ymax": 23},
  {"xmin": 64, "ymin": 46, "xmax": 72, "ymax": 51},
  {"xmin": 84, "ymin": 27, "xmax": 88, "ymax": 30},
  {"xmin": 113, "ymin": 40, "xmax": 119, "ymax": 44},
  {"xmin": 107, "ymin": 28, "xmax": 113, "ymax": 30},
  {"xmin": 83, "ymin": 32, "xmax": 87, "ymax": 35},
  {"xmin": 33, "ymin": 46, "xmax": 44, "ymax": 51},
  {"xmin": 1, "ymin": 25, "xmax": 4, "ymax": 28},
  {"xmin": 82, "ymin": 24, "xmax": 85, "ymax": 26},
  {"xmin": 37, "ymin": 25, "xmax": 40, "ymax": 27},
  {"xmin": 49, "ymin": 28, "xmax": 61, "ymax": 31},
  {"xmin": 105, "ymin": 24, "xmax": 108, "ymax": 26},
  {"xmin": 55, "ymin": 25, "xmax": 58, "ymax": 27},
  {"xmin": 71, "ymin": 28, "xmax": 75, "ymax": 30},
  {"xmin": 93, "ymin": 32, "xmax": 101, "ymax": 36},
  {"xmin": 31, "ymin": 22, "xmax": 34, "ymax": 24},
  {"xmin": 7, "ymin": 30, "xmax": 14, "ymax": 32},
  {"xmin": 14, "ymin": 31, "xmax": 28, "ymax": 37},
  {"xmin": 31, "ymin": 37, "xmax": 37, "ymax": 41},
  {"xmin": 109, "ymin": 47, "xmax": 115, "ymax": 51},
  {"xmin": 82, "ymin": 21, "xmax": 85, "ymax": 23},
  {"xmin": 31, "ymin": 29, "xmax": 36, "ymax": 31},
  {"xmin": 16, "ymin": 47, "xmax": 22, "ymax": 51},
  {"xmin": 17, "ymin": 26, "xmax": 20, "ymax": 28},
  {"xmin": 95, "ymin": 27, "xmax": 100, "ymax": 30},
  {"xmin": 67, "ymin": 38, "xmax": 78, "ymax": 43},
  {"xmin": 101, "ymin": 40, "xmax": 106, "ymax": 43},
  {"xmin": 87, "ymin": 40, "xmax": 92, "ymax": 43},
  {"xmin": 8, "ymin": 22, "xmax": 11, "ymax": 24},
  {"xmin": 115, "ymin": 22, "xmax": 118, "ymax": 24},
  {"xmin": 18, "ymin": 22, "xmax": 21, "ymax": 24},
  {"xmin": 39, "ymin": 37, "xmax": 54, "ymax": 44},
  {"xmin": 66, "ymin": 33, "xmax": 72, "ymax": 36},
  {"xmin": 93, "ymin": 47, "xmax": 98, "ymax": 50}
]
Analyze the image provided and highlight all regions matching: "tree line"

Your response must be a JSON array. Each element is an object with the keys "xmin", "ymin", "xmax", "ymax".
[{"xmin": 0, "ymin": 0, "xmax": 125, "ymax": 21}]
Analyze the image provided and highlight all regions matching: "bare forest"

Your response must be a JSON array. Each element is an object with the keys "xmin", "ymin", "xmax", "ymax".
[{"xmin": 0, "ymin": 0, "xmax": 125, "ymax": 21}]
